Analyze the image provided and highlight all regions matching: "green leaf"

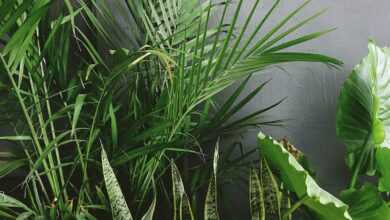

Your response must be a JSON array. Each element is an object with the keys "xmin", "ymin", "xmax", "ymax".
[
  {"xmin": 71, "ymin": 94, "xmax": 87, "ymax": 136},
  {"xmin": 249, "ymin": 168, "xmax": 265, "ymax": 220},
  {"xmin": 340, "ymin": 184, "xmax": 390, "ymax": 220},
  {"xmin": 109, "ymin": 103, "xmax": 118, "ymax": 148},
  {"xmin": 16, "ymin": 212, "xmax": 34, "ymax": 220},
  {"xmin": 101, "ymin": 147, "xmax": 133, "ymax": 220},
  {"xmin": 336, "ymin": 42, "xmax": 390, "ymax": 191},
  {"xmin": 0, "ymin": 136, "xmax": 31, "ymax": 141},
  {"xmin": 210, "ymin": 75, "xmax": 252, "ymax": 124},
  {"xmin": 260, "ymin": 159, "xmax": 282, "ymax": 220},
  {"xmin": 204, "ymin": 142, "xmax": 220, "ymax": 220},
  {"xmin": 171, "ymin": 161, "xmax": 195, "ymax": 220},
  {"xmin": 280, "ymin": 190, "xmax": 292, "ymax": 220},
  {"xmin": 3, "ymin": 1, "xmax": 50, "ymax": 67},
  {"xmin": 141, "ymin": 192, "xmax": 156, "ymax": 220},
  {"xmin": 0, "ymin": 159, "xmax": 27, "ymax": 178},
  {"xmin": 0, "ymin": 193, "xmax": 33, "ymax": 213},
  {"xmin": 258, "ymin": 132, "xmax": 352, "ymax": 220}
]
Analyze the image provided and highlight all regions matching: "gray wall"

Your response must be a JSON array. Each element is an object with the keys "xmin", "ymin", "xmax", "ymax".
[{"xmin": 218, "ymin": 0, "xmax": 390, "ymax": 218}]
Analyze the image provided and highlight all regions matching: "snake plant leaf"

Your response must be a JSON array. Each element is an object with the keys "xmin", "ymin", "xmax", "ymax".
[
  {"xmin": 204, "ymin": 143, "xmax": 220, "ymax": 220},
  {"xmin": 280, "ymin": 189, "xmax": 292, "ymax": 220},
  {"xmin": 258, "ymin": 132, "xmax": 352, "ymax": 220},
  {"xmin": 340, "ymin": 184, "xmax": 390, "ymax": 220},
  {"xmin": 101, "ymin": 148, "xmax": 133, "ymax": 220},
  {"xmin": 336, "ymin": 42, "xmax": 390, "ymax": 191},
  {"xmin": 171, "ymin": 161, "xmax": 195, "ymax": 220},
  {"xmin": 249, "ymin": 168, "xmax": 265, "ymax": 220},
  {"xmin": 141, "ymin": 191, "xmax": 156, "ymax": 220},
  {"xmin": 260, "ymin": 159, "xmax": 282, "ymax": 220}
]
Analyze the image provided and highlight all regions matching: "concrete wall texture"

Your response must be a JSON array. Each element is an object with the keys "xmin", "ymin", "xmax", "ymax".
[{"xmin": 216, "ymin": 0, "xmax": 390, "ymax": 218}]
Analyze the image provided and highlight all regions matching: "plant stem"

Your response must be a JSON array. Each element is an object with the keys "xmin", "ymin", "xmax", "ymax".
[
  {"xmin": 349, "ymin": 131, "xmax": 372, "ymax": 189},
  {"xmin": 0, "ymin": 55, "xmax": 57, "ymax": 197},
  {"xmin": 36, "ymin": 28, "xmax": 67, "ymax": 200},
  {"xmin": 283, "ymin": 195, "xmax": 309, "ymax": 220}
]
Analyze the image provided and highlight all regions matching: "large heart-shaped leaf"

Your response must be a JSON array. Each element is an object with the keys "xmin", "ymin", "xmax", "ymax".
[
  {"xmin": 340, "ymin": 184, "xmax": 390, "ymax": 220},
  {"xmin": 336, "ymin": 42, "xmax": 390, "ymax": 191},
  {"xmin": 258, "ymin": 132, "xmax": 351, "ymax": 220}
]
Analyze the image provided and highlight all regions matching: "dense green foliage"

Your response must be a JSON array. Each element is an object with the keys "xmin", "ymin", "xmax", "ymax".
[{"xmin": 0, "ymin": 0, "xmax": 342, "ymax": 219}]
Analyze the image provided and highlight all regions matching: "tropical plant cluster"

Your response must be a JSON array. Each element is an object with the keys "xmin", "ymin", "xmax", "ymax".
[{"xmin": 0, "ymin": 0, "xmax": 387, "ymax": 219}]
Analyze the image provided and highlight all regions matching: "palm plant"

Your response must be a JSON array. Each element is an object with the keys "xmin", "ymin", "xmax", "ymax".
[
  {"xmin": 82, "ymin": 0, "xmax": 341, "ymax": 208},
  {"xmin": 0, "ymin": 0, "xmax": 341, "ymax": 219}
]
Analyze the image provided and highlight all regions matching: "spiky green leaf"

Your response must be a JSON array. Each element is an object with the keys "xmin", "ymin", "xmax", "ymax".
[
  {"xmin": 71, "ymin": 94, "xmax": 87, "ymax": 136},
  {"xmin": 102, "ymin": 148, "xmax": 133, "ymax": 220},
  {"xmin": 141, "ymin": 192, "xmax": 157, "ymax": 220},
  {"xmin": 171, "ymin": 161, "xmax": 195, "ymax": 220},
  {"xmin": 249, "ymin": 168, "xmax": 265, "ymax": 220},
  {"xmin": 204, "ymin": 143, "xmax": 220, "ymax": 220},
  {"xmin": 260, "ymin": 159, "xmax": 282, "ymax": 220}
]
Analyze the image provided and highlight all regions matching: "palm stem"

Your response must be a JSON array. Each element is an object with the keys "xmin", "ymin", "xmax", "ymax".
[
  {"xmin": 0, "ymin": 55, "xmax": 57, "ymax": 197},
  {"xmin": 36, "ymin": 28, "xmax": 68, "ymax": 200}
]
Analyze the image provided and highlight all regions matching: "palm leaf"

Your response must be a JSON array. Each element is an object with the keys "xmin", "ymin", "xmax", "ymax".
[{"xmin": 71, "ymin": 94, "xmax": 87, "ymax": 136}]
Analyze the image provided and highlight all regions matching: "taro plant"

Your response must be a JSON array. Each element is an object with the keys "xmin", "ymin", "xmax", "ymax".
[
  {"xmin": 336, "ymin": 41, "xmax": 390, "ymax": 220},
  {"xmin": 0, "ymin": 0, "xmax": 342, "ymax": 219},
  {"xmin": 257, "ymin": 42, "xmax": 390, "ymax": 220},
  {"xmin": 336, "ymin": 41, "xmax": 390, "ymax": 191}
]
